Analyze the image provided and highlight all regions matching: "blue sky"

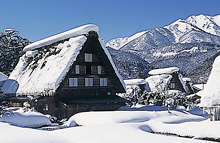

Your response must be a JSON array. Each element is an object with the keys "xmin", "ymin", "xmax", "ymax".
[{"xmin": 0, "ymin": 0, "xmax": 219, "ymax": 42}]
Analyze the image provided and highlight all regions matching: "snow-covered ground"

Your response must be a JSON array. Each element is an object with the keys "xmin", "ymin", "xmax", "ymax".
[
  {"xmin": 0, "ymin": 107, "xmax": 51, "ymax": 127},
  {"xmin": 0, "ymin": 106, "xmax": 219, "ymax": 143}
]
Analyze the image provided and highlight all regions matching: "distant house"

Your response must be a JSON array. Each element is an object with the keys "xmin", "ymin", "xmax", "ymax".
[
  {"xmin": 7, "ymin": 24, "xmax": 126, "ymax": 119},
  {"xmin": 145, "ymin": 67, "xmax": 187, "ymax": 94}
]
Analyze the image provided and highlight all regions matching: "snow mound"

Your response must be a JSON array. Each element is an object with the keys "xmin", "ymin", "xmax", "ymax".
[
  {"xmin": 0, "ymin": 108, "xmax": 51, "ymax": 127},
  {"xmin": 23, "ymin": 24, "xmax": 99, "ymax": 52},
  {"xmin": 202, "ymin": 55, "xmax": 220, "ymax": 107},
  {"xmin": 1, "ymin": 79, "xmax": 19, "ymax": 94},
  {"xmin": 0, "ymin": 72, "xmax": 8, "ymax": 82},
  {"xmin": 149, "ymin": 67, "xmax": 179, "ymax": 75},
  {"xmin": 67, "ymin": 106, "xmax": 207, "ymax": 127}
]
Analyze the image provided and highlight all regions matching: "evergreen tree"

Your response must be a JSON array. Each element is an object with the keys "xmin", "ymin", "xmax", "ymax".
[{"xmin": 0, "ymin": 29, "xmax": 30, "ymax": 75}]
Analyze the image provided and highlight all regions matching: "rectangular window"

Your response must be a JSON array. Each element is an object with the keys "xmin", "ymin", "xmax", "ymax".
[
  {"xmin": 75, "ymin": 65, "xmax": 79, "ymax": 74},
  {"xmin": 85, "ymin": 78, "xmax": 93, "ymax": 86},
  {"xmin": 170, "ymin": 83, "xmax": 175, "ymax": 89},
  {"xmin": 69, "ymin": 78, "xmax": 78, "ymax": 87},
  {"xmin": 100, "ymin": 78, "xmax": 107, "ymax": 86},
  {"xmin": 43, "ymin": 104, "xmax": 49, "ymax": 111},
  {"xmin": 98, "ymin": 66, "xmax": 101, "ymax": 74},
  {"xmin": 85, "ymin": 53, "xmax": 92, "ymax": 62}
]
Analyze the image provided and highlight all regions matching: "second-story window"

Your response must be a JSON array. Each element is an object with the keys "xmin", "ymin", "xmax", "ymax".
[
  {"xmin": 170, "ymin": 83, "xmax": 175, "ymax": 89},
  {"xmin": 75, "ymin": 65, "xmax": 79, "ymax": 74},
  {"xmin": 85, "ymin": 78, "xmax": 93, "ymax": 86},
  {"xmin": 69, "ymin": 78, "xmax": 78, "ymax": 87},
  {"xmin": 85, "ymin": 53, "xmax": 92, "ymax": 62},
  {"xmin": 98, "ymin": 66, "xmax": 101, "ymax": 74},
  {"xmin": 100, "ymin": 78, "xmax": 107, "ymax": 86}
]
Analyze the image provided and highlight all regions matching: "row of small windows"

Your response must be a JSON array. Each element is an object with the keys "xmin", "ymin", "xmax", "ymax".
[
  {"xmin": 69, "ymin": 78, "xmax": 108, "ymax": 87},
  {"xmin": 75, "ymin": 65, "xmax": 102, "ymax": 74}
]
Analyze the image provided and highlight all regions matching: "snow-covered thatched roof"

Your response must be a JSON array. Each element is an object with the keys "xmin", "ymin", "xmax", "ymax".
[
  {"xmin": 149, "ymin": 67, "xmax": 179, "ymax": 75},
  {"xmin": 145, "ymin": 74, "xmax": 172, "ymax": 93},
  {"xmin": 201, "ymin": 56, "xmax": 220, "ymax": 107},
  {"xmin": 9, "ymin": 24, "xmax": 125, "ymax": 96}
]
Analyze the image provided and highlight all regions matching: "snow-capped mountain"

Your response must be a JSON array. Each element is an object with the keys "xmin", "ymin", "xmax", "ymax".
[
  {"xmin": 106, "ymin": 14, "xmax": 220, "ymax": 82},
  {"xmin": 107, "ymin": 14, "xmax": 220, "ymax": 49},
  {"xmin": 165, "ymin": 14, "xmax": 220, "ymax": 42}
]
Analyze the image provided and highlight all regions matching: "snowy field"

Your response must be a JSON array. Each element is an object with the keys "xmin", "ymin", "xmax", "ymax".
[{"xmin": 0, "ymin": 106, "xmax": 219, "ymax": 143}]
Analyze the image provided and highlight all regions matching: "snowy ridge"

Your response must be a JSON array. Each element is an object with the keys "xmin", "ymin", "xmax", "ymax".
[
  {"xmin": 106, "ymin": 30, "xmax": 147, "ymax": 50},
  {"xmin": 165, "ymin": 14, "xmax": 220, "ymax": 43},
  {"xmin": 23, "ymin": 24, "xmax": 99, "ymax": 52}
]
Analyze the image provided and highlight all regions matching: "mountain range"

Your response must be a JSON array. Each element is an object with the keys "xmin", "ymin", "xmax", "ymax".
[{"xmin": 106, "ymin": 14, "xmax": 220, "ymax": 83}]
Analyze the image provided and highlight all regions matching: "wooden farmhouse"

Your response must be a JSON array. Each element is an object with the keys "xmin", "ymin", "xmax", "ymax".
[
  {"xmin": 145, "ymin": 67, "xmax": 190, "ymax": 94},
  {"xmin": 6, "ymin": 24, "xmax": 126, "ymax": 119}
]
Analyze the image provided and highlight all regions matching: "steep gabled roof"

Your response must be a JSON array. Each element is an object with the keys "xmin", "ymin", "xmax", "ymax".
[{"xmin": 9, "ymin": 24, "xmax": 125, "ymax": 96}]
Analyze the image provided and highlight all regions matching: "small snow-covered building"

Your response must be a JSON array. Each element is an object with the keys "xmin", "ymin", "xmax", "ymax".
[
  {"xmin": 201, "ymin": 56, "xmax": 220, "ymax": 121},
  {"xmin": 145, "ymin": 67, "xmax": 187, "ymax": 94},
  {"xmin": 7, "ymin": 24, "xmax": 126, "ymax": 118}
]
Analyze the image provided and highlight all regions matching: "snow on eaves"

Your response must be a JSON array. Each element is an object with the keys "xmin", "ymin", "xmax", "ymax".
[
  {"xmin": 149, "ymin": 67, "xmax": 179, "ymax": 75},
  {"xmin": 23, "ymin": 24, "xmax": 99, "ymax": 52}
]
